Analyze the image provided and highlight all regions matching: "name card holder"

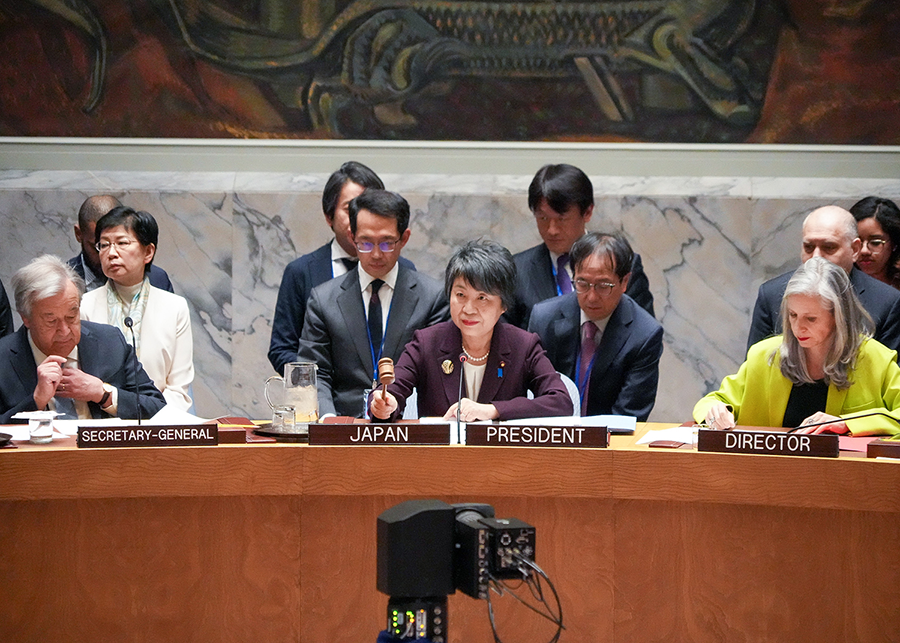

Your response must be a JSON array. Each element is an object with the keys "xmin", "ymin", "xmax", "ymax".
[
  {"xmin": 466, "ymin": 424, "xmax": 608, "ymax": 448},
  {"xmin": 866, "ymin": 438, "xmax": 900, "ymax": 459},
  {"xmin": 77, "ymin": 424, "xmax": 218, "ymax": 448},
  {"xmin": 697, "ymin": 428, "xmax": 838, "ymax": 458},
  {"xmin": 308, "ymin": 423, "xmax": 451, "ymax": 445}
]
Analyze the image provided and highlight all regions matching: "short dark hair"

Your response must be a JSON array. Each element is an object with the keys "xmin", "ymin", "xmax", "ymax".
[
  {"xmin": 322, "ymin": 161, "xmax": 384, "ymax": 219},
  {"xmin": 348, "ymin": 189, "xmax": 410, "ymax": 236},
  {"xmin": 78, "ymin": 195, "xmax": 122, "ymax": 228},
  {"xmin": 570, "ymin": 232, "xmax": 634, "ymax": 282},
  {"xmin": 444, "ymin": 240, "xmax": 517, "ymax": 311},
  {"xmin": 850, "ymin": 196, "xmax": 900, "ymax": 281},
  {"xmin": 527, "ymin": 164, "xmax": 594, "ymax": 215},
  {"xmin": 95, "ymin": 206, "xmax": 159, "ymax": 274}
]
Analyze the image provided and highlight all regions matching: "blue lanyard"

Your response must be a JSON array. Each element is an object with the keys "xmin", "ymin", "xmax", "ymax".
[
  {"xmin": 574, "ymin": 347, "xmax": 598, "ymax": 404},
  {"xmin": 550, "ymin": 260, "xmax": 564, "ymax": 297}
]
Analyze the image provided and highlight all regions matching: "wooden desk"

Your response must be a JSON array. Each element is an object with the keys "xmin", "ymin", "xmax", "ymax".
[{"xmin": 1, "ymin": 425, "xmax": 898, "ymax": 642}]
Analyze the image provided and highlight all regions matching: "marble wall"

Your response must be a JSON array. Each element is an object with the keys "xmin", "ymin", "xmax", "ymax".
[{"xmin": 2, "ymin": 170, "xmax": 899, "ymax": 422}]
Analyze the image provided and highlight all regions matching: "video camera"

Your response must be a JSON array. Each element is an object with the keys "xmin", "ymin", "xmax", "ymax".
[{"xmin": 377, "ymin": 499, "xmax": 537, "ymax": 642}]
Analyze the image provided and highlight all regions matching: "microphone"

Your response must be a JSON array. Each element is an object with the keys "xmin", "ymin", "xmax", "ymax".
[
  {"xmin": 788, "ymin": 410, "xmax": 900, "ymax": 434},
  {"xmin": 456, "ymin": 353, "xmax": 466, "ymax": 444},
  {"xmin": 124, "ymin": 316, "xmax": 141, "ymax": 425}
]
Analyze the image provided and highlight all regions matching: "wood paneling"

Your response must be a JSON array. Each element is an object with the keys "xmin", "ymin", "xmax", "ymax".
[{"xmin": 0, "ymin": 426, "xmax": 897, "ymax": 641}]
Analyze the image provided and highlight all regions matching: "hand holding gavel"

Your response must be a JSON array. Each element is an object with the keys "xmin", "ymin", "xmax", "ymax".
[{"xmin": 377, "ymin": 357, "xmax": 395, "ymax": 400}]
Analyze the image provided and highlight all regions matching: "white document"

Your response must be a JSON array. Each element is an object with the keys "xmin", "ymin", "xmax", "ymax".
[
  {"xmin": 143, "ymin": 405, "xmax": 210, "ymax": 425},
  {"xmin": 497, "ymin": 414, "xmax": 637, "ymax": 434},
  {"xmin": 635, "ymin": 426, "xmax": 698, "ymax": 446}
]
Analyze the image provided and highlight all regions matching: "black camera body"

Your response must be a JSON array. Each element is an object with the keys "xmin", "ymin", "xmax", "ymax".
[{"xmin": 377, "ymin": 499, "xmax": 537, "ymax": 642}]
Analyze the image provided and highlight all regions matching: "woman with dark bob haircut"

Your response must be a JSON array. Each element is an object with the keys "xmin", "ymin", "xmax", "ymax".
[
  {"xmin": 370, "ymin": 240, "xmax": 572, "ymax": 421},
  {"xmin": 850, "ymin": 196, "xmax": 900, "ymax": 289},
  {"xmin": 80, "ymin": 206, "xmax": 194, "ymax": 411},
  {"xmin": 694, "ymin": 257, "xmax": 900, "ymax": 436}
]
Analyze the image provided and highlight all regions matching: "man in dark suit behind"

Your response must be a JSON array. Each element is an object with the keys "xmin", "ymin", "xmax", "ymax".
[
  {"xmin": 267, "ymin": 161, "xmax": 415, "ymax": 376},
  {"xmin": 0, "ymin": 255, "xmax": 166, "ymax": 423},
  {"xmin": 68, "ymin": 195, "xmax": 173, "ymax": 293},
  {"xmin": 300, "ymin": 189, "xmax": 449, "ymax": 418},
  {"xmin": 507, "ymin": 164, "xmax": 654, "ymax": 328},
  {"xmin": 748, "ymin": 205, "xmax": 900, "ymax": 353},
  {"xmin": 529, "ymin": 232, "xmax": 663, "ymax": 421},
  {"xmin": 0, "ymin": 277, "xmax": 13, "ymax": 338}
]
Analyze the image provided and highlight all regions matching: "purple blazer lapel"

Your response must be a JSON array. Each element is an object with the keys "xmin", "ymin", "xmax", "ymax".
[
  {"xmin": 476, "ymin": 323, "xmax": 513, "ymax": 404},
  {"xmin": 437, "ymin": 324, "xmax": 465, "ymax": 405}
]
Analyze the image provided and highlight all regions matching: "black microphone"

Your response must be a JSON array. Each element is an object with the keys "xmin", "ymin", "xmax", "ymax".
[
  {"xmin": 788, "ymin": 410, "xmax": 900, "ymax": 434},
  {"xmin": 456, "ymin": 353, "xmax": 467, "ymax": 444},
  {"xmin": 124, "ymin": 316, "xmax": 141, "ymax": 425}
]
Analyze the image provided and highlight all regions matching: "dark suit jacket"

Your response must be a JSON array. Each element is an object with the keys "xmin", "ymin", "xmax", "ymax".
[
  {"xmin": 299, "ymin": 264, "xmax": 448, "ymax": 417},
  {"xmin": 267, "ymin": 242, "xmax": 415, "ymax": 375},
  {"xmin": 67, "ymin": 254, "xmax": 174, "ymax": 293},
  {"xmin": 381, "ymin": 321, "xmax": 573, "ymax": 420},
  {"xmin": 748, "ymin": 266, "xmax": 900, "ymax": 353},
  {"xmin": 0, "ymin": 277, "xmax": 12, "ymax": 338},
  {"xmin": 0, "ymin": 322, "xmax": 167, "ymax": 423},
  {"xmin": 528, "ymin": 292, "xmax": 663, "ymax": 421},
  {"xmin": 507, "ymin": 243, "xmax": 655, "ymax": 328}
]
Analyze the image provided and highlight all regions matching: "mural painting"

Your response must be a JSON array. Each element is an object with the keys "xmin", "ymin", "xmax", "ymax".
[{"xmin": 1, "ymin": 0, "xmax": 898, "ymax": 142}]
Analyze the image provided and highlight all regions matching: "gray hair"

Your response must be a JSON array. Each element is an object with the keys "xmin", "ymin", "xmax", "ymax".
[
  {"xmin": 775, "ymin": 256, "xmax": 872, "ymax": 389},
  {"xmin": 12, "ymin": 255, "xmax": 84, "ymax": 320}
]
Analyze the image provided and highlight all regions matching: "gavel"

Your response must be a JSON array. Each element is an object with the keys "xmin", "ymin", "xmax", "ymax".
[{"xmin": 377, "ymin": 357, "xmax": 395, "ymax": 400}]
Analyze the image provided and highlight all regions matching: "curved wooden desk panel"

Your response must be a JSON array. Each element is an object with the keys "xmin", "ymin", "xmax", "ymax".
[{"xmin": 0, "ymin": 426, "xmax": 897, "ymax": 642}]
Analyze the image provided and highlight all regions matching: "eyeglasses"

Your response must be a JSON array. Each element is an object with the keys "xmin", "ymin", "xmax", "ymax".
[
  {"xmin": 573, "ymin": 278, "xmax": 618, "ymax": 296},
  {"xmin": 96, "ymin": 239, "xmax": 135, "ymax": 253},
  {"xmin": 355, "ymin": 239, "xmax": 399, "ymax": 253},
  {"xmin": 861, "ymin": 238, "xmax": 888, "ymax": 252}
]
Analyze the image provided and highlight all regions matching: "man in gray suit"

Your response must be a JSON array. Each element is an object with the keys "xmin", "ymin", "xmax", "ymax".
[{"xmin": 300, "ymin": 190, "xmax": 449, "ymax": 417}]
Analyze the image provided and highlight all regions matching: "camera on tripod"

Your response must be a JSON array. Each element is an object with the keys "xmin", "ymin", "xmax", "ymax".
[{"xmin": 377, "ymin": 499, "xmax": 537, "ymax": 642}]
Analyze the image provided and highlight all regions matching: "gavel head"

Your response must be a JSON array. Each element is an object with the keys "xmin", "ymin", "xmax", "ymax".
[{"xmin": 378, "ymin": 357, "xmax": 395, "ymax": 385}]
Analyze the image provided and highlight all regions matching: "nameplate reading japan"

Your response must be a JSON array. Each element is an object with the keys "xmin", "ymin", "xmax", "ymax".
[
  {"xmin": 77, "ymin": 424, "xmax": 218, "ymax": 448},
  {"xmin": 308, "ymin": 423, "xmax": 451, "ymax": 445},
  {"xmin": 466, "ymin": 424, "xmax": 609, "ymax": 448},
  {"xmin": 697, "ymin": 429, "xmax": 838, "ymax": 458}
]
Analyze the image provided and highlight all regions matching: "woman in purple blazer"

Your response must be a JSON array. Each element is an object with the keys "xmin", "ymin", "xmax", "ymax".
[{"xmin": 370, "ymin": 240, "xmax": 573, "ymax": 422}]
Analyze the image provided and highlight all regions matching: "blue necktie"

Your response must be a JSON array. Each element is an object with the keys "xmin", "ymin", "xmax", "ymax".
[{"xmin": 54, "ymin": 395, "xmax": 78, "ymax": 420}]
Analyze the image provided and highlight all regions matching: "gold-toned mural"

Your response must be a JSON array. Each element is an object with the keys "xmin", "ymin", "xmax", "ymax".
[{"xmin": 1, "ymin": 0, "xmax": 897, "ymax": 142}]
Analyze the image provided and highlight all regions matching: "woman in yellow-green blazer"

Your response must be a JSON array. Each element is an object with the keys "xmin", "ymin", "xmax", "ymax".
[{"xmin": 694, "ymin": 257, "xmax": 900, "ymax": 436}]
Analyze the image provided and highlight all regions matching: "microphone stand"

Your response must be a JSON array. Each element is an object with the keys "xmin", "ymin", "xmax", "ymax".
[
  {"xmin": 788, "ymin": 410, "xmax": 899, "ymax": 434},
  {"xmin": 457, "ymin": 353, "xmax": 467, "ymax": 445},
  {"xmin": 124, "ymin": 316, "xmax": 141, "ymax": 425}
]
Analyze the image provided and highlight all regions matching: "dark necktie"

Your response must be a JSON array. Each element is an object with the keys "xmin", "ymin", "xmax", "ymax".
[
  {"xmin": 339, "ymin": 258, "xmax": 357, "ymax": 272},
  {"xmin": 556, "ymin": 254, "xmax": 573, "ymax": 294},
  {"xmin": 54, "ymin": 395, "xmax": 78, "ymax": 420},
  {"xmin": 368, "ymin": 279, "xmax": 385, "ymax": 351},
  {"xmin": 579, "ymin": 321, "xmax": 598, "ymax": 415},
  {"xmin": 54, "ymin": 360, "xmax": 78, "ymax": 419}
]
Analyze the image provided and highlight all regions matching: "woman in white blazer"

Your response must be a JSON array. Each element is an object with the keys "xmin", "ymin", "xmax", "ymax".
[{"xmin": 80, "ymin": 206, "xmax": 194, "ymax": 411}]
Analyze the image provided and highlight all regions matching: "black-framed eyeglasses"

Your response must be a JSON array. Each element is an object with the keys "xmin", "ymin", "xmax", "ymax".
[
  {"xmin": 573, "ymin": 278, "xmax": 617, "ymax": 296},
  {"xmin": 861, "ymin": 238, "xmax": 887, "ymax": 252},
  {"xmin": 355, "ymin": 239, "xmax": 399, "ymax": 253},
  {"xmin": 96, "ymin": 239, "xmax": 135, "ymax": 253}
]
